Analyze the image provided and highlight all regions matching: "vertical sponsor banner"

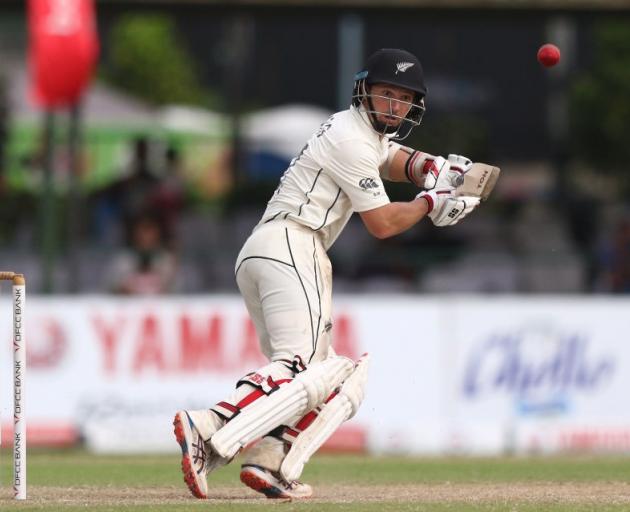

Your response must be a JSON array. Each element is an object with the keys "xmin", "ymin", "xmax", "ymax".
[
  {"xmin": 28, "ymin": 0, "xmax": 99, "ymax": 108},
  {"xmin": 446, "ymin": 298, "xmax": 630, "ymax": 454}
]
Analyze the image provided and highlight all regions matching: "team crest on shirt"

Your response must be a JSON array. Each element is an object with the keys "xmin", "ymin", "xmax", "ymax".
[{"xmin": 359, "ymin": 177, "xmax": 381, "ymax": 196}]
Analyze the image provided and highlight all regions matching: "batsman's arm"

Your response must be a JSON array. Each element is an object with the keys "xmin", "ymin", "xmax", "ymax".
[
  {"xmin": 379, "ymin": 141, "xmax": 441, "ymax": 187},
  {"xmin": 359, "ymin": 195, "xmax": 435, "ymax": 239}
]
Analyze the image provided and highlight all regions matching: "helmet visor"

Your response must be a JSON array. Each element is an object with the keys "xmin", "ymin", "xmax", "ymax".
[{"xmin": 352, "ymin": 84, "xmax": 426, "ymax": 140}]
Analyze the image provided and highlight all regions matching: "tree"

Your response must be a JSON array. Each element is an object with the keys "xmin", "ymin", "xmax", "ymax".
[
  {"xmin": 105, "ymin": 14, "xmax": 206, "ymax": 106},
  {"xmin": 570, "ymin": 21, "xmax": 630, "ymax": 176}
]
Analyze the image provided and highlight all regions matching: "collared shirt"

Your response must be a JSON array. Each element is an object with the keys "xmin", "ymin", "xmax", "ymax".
[{"xmin": 258, "ymin": 106, "xmax": 391, "ymax": 249}]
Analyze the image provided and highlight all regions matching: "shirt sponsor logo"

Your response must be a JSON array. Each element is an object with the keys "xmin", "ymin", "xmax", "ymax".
[{"xmin": 359, "ymin": 177, "xmax": 379, "ymax": 191}]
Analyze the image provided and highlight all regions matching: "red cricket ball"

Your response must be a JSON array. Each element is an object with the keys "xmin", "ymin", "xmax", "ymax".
[{"xmin": 537, "ymin": 43, "xmax": 561, "ymax": 67}]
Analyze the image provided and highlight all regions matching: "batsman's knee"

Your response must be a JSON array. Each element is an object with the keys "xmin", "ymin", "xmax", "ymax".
[
  {"xmin": 297, "ymin": 355, "xmax": 355, "ymax": 410},
  {"xmin": 338, "ymin": 353, "xmax": 370, "ymax": 418},
  {"xmin": 278, "ymin": 354, "xmax": 370, "ymax": 482}
]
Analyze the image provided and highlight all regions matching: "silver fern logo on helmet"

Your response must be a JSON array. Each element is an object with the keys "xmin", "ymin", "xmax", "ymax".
[{"xmin": 395, "ymin": 62, "xmax": 414, "ymax": 74}]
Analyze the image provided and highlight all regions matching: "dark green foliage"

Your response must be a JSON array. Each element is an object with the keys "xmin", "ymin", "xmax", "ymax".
[
  {"xmin": 104, "ymin": 14, "xmax": 205, "ymax": 106},
  {"xmin": 570, "ymin": 20, "xmax": 630, "ymax": 172}
]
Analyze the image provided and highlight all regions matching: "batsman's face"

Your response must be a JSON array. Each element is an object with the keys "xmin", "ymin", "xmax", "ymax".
[{"xmin": 368, "ymin": 83, "xmax": 415, "ymax": 127}]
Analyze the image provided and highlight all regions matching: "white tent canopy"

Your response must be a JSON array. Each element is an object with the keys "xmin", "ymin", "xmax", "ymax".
[
  {"xmin": 155, "ymin": 103, "xmax": 334, "ymax": 159},
  {"xmin": 7, "ymin": 60, "xmax": 332, "ymax": 154},
  {"xmin": 242, "ymin": 104, "xmax": 333, "ymax": 160}
]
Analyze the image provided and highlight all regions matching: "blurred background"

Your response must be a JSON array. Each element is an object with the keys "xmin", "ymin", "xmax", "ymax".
[
  {"xmin": 0, "ymin": 0, "xmax": 630, "ymax": 457},
  {"xmin": 2, "ymin": 0, "xmax": 630, "ymax": 295}
]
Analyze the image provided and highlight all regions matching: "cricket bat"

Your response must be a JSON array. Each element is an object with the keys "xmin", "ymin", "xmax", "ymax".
[{"xmin": 454, "ymin": 163, "xmax": 501, "ymax": 201}]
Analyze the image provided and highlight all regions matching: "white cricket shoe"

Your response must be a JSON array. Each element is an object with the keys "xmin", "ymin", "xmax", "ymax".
[
  {"xmin": 173, "ymin": 410, "xmax": 227, "ymax": 499},
  {"xmin": 240, "ymin": 464, "xmax": 313, "ymax": 500}
]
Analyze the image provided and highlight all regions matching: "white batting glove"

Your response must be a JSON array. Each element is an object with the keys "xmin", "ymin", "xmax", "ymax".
[
  {"xmin": 447, "ymin": 154, "xmax": 473, "ymax": 173},
  {"xmin": 422, "ymin": 156, "xmax": 448, "ymax": 190},
  {"xmin": 447, "ymin": 154, "xmax": 473, "ymax": 186},
  {"xmin": 417, "ymin": 188, "xmax": 481, "ymax": 227},
  {"xmin": 448, "ymin": 195, "xmax": 481, "ymax": 225},
  {"xmin": 424, "ymin": 154, "xmax": 472, "ymax": 191}
]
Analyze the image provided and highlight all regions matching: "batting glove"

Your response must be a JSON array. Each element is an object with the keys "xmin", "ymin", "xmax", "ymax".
[
  {"xmin": 417, "ymin": 188, "xmax": 481, "ymax": 227},
  {"xmin": 424, "ymin": 154, "xmax": 473, "ymax": 191},
  {"xmin": 447, "ymin": 154, "xmax": 473, "ymax": 174}
]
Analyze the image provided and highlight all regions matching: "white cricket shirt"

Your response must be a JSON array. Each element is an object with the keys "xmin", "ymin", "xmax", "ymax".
[{"xmin": 258, "ymin": 106, "xmax": 391, "ymax": 249}]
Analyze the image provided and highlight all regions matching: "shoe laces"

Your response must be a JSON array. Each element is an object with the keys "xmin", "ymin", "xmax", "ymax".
[
  {"xmin": 192, "ymin": 438, "xmax": 207, "ymax": 469},
  {"xmin": 269, "ymin": 470, "xmax": 301, "ymax": 491},
  {"xmin": 283, "ymin": 479, "xmax": 303, "ymax": 490}
]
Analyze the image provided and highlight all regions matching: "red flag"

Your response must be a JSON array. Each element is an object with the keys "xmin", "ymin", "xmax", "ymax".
[{"xmin": 28, "ymin": 0, "xmax": 99, "ymax": 109}]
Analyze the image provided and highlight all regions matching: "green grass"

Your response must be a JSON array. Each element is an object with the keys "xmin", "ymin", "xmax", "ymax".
[
  {"xmin": 5, "ymin": 506, "xmax": 629, "ymax": 512},
  {"xmin": 6, "ymin": 451, "xmax": 630, "ymax": 487},
  {"xmin": 1, "ymin": 450, "xmax": 629, "ymax": 511},
  {"xmin": 303, "ymin": 454, "xmax": 630, "ymax": 483}
]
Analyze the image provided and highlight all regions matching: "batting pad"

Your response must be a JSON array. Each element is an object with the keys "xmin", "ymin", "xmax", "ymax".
[
  {"xmin": 210, "ymin": 356, "xmax": 354, "ymax": 459},
  {"xmin": 280, "ymin": 354, "xmax": 370, "ymax": 481}
]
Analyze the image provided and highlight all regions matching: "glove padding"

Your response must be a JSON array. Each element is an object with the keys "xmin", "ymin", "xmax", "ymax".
[
  {"xmin": 417, "ymin": 188, "xmax": 481, "ymax": 227},
  {"xmin": 447, "ymin": 154, "xmax": 473, "ymax": 174},
  {"xmin": 424, "ymin": 154, "xmax": 473, "ymax": 191}
]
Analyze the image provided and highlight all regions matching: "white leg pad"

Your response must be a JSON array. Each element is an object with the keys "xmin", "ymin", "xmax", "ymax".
[
  {"xmin": 280, "ymin": 354, "xmax": 370, "ymax": 481},
  {"xmin": 210, "ymin": 356, "xmax": 354, "ymax": 459}
]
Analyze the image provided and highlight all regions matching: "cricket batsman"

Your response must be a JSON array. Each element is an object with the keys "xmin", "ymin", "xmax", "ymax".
[{"xmin": 174, "ymin": 48, "xmax": 498, "ymax": 500}]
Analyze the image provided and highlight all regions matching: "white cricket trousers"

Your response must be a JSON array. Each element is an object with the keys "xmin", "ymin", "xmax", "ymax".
[{"xmin": 235, "ymin": 219, "xmax": 333, "ymax": 365}]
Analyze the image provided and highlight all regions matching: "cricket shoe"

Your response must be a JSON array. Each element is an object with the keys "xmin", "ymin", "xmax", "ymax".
[
  {"xmin": 240, "ymin": 464, "xmax": 313, "ymax": 500},
  {"xmin": 173, "ymin": 410, "xmax": 228, "ymax": 499}
]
